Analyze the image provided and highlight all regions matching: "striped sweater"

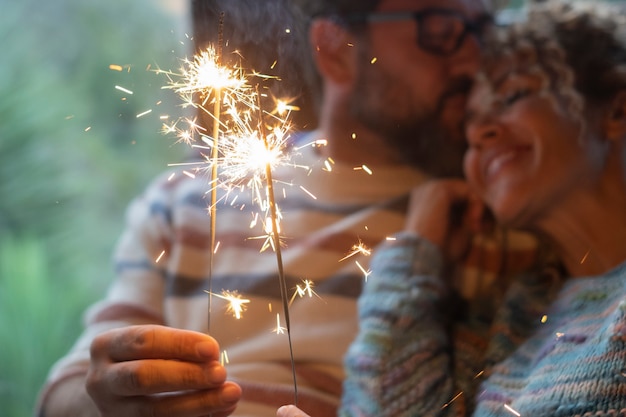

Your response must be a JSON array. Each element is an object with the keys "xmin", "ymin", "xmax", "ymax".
[
  {"xmin": 39, "ymin": 133, "xmax": 538, "ymax": 417},
  {"xmin": 340, "ymin": 233, "xmax": 626, "ymax": 417}
]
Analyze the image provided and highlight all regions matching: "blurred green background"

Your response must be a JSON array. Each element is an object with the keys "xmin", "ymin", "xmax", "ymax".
[{"xmin": 0, "ymin": 0, "xmax": 188, "ymax": 415}]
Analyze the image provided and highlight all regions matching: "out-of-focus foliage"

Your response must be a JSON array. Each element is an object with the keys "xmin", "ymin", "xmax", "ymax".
[{"xmin": 0, "ymin": 0, "xmax": 188, "ymax": 415}]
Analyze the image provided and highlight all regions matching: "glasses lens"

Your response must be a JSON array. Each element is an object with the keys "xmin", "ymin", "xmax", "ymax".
[{"xmin": 419, "ymin": 13, "xmax": 467, "ymax": 54}]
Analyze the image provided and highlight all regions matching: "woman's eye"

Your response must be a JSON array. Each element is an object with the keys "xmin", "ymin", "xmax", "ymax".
[{"xmin": 502, "ymin": 88, "xmax": 531, "ymax": 106}]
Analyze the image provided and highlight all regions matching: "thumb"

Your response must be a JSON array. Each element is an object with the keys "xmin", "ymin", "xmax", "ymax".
[{"xmin": 277, "ymin": 405, "xmax": 311, "ymax": 417}]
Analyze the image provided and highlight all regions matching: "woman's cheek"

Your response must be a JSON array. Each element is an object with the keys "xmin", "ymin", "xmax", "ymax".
[{"xmin": 463, "ymin": 150, "xmax": 481, "ymax": 190}]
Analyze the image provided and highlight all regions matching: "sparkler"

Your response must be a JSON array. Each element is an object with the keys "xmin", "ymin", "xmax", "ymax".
[{"xmin": 158, "ymin": 27, "xmax": 302, "ymax": 404}]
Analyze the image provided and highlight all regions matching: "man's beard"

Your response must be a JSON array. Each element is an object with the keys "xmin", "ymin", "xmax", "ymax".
[{"xmin": 349, "ymin": 59, "xmax": 472, "ymax": 178}]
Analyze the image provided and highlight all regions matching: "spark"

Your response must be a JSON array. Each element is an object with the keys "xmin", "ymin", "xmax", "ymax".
[
  {"xmin": 274, "ymin": 314, "xmax": 286, "ymax": 334},
  {"xmin": 356, "ymin": 261, "xmax": 371, "ymax": 281},
  {"xmin": 206, "ymin": 290, "xmax": 250, "ymax": 319},
  {"xmin": 503, "ymin": 404, "xmax": 521, "ymax": 416},
  {"xmin": 220, "ymin": 350, "xmax": 229, "ymax": 365},
  {"xmin": 155, "ymin": 250, "xmax": 166, "ymax": 263},
  {"xmin": 339, "ymin": 239, "xmax": 372, "ymax": 262},
  {"xmin": 109, "ymin": 64, "xmax": 123, "ymax": 72},
  {"xmin": 289, "ymin": 279, "xmax": 323, "ymax": 305},
  {"xmin": 580, "ymin": 249, "xmax": 590, "ymax": 264},
  {"xmin": 115, "ymin": 85, "xmax": 134, "ymax": 95},
  {"xmin": 299, "ymin": 186, "xmax": 317, "ymax": 200},
  {"xmin": 136, "ymin": 109, "xmax": 152, "ymax": 118},
  {"xmin": 441, "ymin": 391, "xmax": 463, "ymax": 409}
]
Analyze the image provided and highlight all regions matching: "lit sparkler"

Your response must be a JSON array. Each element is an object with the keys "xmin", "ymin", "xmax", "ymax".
[{"xmin": 157, "ymin": 32, "xmax": 304, "ymax": 404}]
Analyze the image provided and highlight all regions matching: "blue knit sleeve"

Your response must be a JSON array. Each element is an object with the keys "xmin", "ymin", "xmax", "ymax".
[{"xmin": 339, "ymin": 232, "xmax": 461, "ymax": 417}]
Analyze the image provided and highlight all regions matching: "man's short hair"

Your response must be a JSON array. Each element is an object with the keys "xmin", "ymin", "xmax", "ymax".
[
  {"xmin": 191, "ymin": 0, "xmax": 316, "ymax": 128},
  {"xmin": 292, "ymin": 0, "xmax": 381, "ymax": 19}
]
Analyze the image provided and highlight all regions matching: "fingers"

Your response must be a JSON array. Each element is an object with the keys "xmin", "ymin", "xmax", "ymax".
[
  {"xmin": 406, "ymin": 179, "xmax": 474, "ymax": 246},
  {"xmin": 104, "ymin": 359, "xmax": 227, "ymax": 396},
  {"xmin": 277, "ymin": 405, "xmax": 312, "ymax": 417},
  {"xmin": 91, "ymin": 325, "xmax": 220, "ymax": 363},
  {"xmin": 86, "ymin": 325, "xmax": 240, "ymax": 417},
  {"xmin": 90, "ymin": 382, "xmax": 241, "ymax": 417}
]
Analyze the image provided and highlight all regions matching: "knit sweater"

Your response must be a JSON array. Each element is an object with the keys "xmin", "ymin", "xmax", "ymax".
[
  {"xmin": 38, "ymin": 133, "xmax": 538, "ymax": 417},
  {"xmin": 340, "ymin": 233, "xmax": 626, "ymax": 417}
]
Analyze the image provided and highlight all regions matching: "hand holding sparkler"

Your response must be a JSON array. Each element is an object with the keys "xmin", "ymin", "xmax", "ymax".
[{"xmin": 85, "ymin": 325, "xmax": 242, "ymax": 417}]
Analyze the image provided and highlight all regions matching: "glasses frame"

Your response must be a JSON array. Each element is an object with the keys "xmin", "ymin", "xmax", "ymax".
[{"xmin": 341, "ymin": 8, "xmax": 492, "ymax": 56}]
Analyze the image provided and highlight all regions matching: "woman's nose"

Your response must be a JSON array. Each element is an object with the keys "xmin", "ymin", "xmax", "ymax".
[{"xmin": 466, "ymin": 119, "xmax": 502, "ymax": 148}]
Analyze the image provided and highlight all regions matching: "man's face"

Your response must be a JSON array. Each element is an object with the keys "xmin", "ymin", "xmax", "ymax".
[{"xmin": 349, "ymin": 0, "xmax": 489, "ymax": 176}]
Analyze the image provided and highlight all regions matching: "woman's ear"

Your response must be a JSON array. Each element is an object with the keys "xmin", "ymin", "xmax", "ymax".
[
  {"xmin": 309, "ymin": 19, "xmax": 357, "ymax": 85},
  {"xmin": 604, "ymin": 90, "xmax": 626, "ymax": 141}
]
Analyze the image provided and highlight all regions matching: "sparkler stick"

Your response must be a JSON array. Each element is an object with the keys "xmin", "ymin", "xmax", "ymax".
[
  {"xmin": 208, "ymin": 12, "xmax": 225, "ymax": 332},
  {"xmin": 255, "ymin": 86, "xmax": 298, "ymax": 404}
]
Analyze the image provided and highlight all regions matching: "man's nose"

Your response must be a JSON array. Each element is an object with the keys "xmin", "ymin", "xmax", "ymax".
[{"xmin": 450, "ymin": 32, "xmax": 482, "ymax": 77}]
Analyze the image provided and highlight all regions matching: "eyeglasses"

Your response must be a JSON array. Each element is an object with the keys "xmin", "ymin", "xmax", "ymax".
[{"xmin": 342, "ymin": 8, "xmax": 493, "ymax": 56}]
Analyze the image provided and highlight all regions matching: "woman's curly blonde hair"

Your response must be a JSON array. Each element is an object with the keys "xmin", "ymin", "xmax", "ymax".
[{"xmin": 485, "ymin": 0, "xmax": 626, "ymax": 117}]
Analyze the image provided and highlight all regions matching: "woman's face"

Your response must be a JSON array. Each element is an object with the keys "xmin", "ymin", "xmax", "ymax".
[{"xmin": 463, "ymin": 60, "xmax": 595, "ymax": 229}]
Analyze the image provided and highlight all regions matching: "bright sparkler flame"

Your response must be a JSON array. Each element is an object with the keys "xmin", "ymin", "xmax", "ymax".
[
  {"xmin": 206, "ymin": 290, "xmax": 250, "ymax": 319},
  {"xmin": 166, "ymin": 46, "xmax": 248, "ymax": 96}
]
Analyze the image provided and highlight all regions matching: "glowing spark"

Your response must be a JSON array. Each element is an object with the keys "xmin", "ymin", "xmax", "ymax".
[
  {"xmin": 115, "ymin": 85, "xmax": 134, "ymax": 95},
  {"xmin": 370, "ymin": 57, "xmax": 378, "ymax": 64},
  {"xmin": 109, "ymin": 64, "xmax": 123, "ymax": 71},
  {"xmin": 221, "ymin": 350, "xmax": 229, "ymax": 365},
  {"xmin": 299, "ymin": 186, "xmax": 317, "ymax": 200},
  {"xmin": 136, "ymin": 109, "xmax": 152, "ymax": 118},
  {"xmin": 155, "ymin": 250, "xmax": 166, "ymax": 263},
  {"xmin": 289, "ymin": 279, "xmax": 322, "ymax": 305},
  {"xmin": 356, "ymin": 261, "xmax": 371, "ymax": 281},
  {"xmin": 441, "ymin": 391, "xmax": 463, "ymax": 409},
  {"xmin": 386, "ymin": 236, "xmax": 397, "ymax": 241},
  {"xmin": 541, "ymin": 315, "xmax": 548, "ymax": 323},
  {"xmin": 580, "ymin": 250, "xmax": 590, "ymax": 264},
  {"xmin": 274, "ymin": 314, "xmax": 286, "ymax": 334},
  {"xmin": 339, "ymin": 239, "xmax": 372, "ymax": 262},
  {"xmin": 206, "ymin": 290, "xmax": 250, "ymax": 319},
  {"xmin": 503, "ymin": 404, "xmax": 521, "ymax": 416}
]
